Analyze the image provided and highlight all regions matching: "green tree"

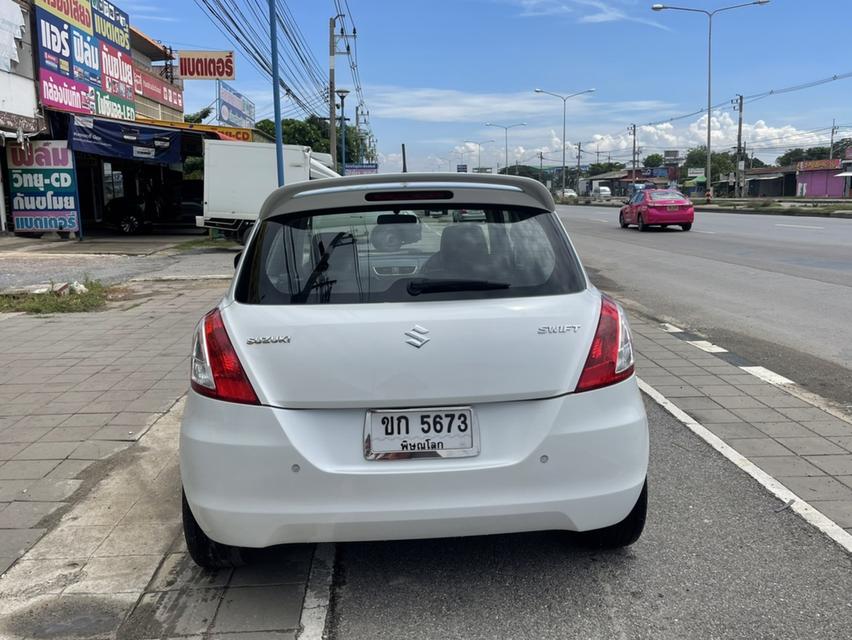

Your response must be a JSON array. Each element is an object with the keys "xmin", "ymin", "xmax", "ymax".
[
  {"xmin": 588, "ymin": 162, "xmax": 625, "ymax": 176},
  {"xmin": 643, "ymin": 153, "xmax": 664, "ymax": 168},
  {"xmin": 683, "ymin": 146, "xmax": 735, "ymax": 180},
  {"xmin": 184, "ymin": 107, "xmax": 212, "ymax": 124},
  {"xmin": 255, "ymin": 116, "xmax": 365, "ymax": 166}
]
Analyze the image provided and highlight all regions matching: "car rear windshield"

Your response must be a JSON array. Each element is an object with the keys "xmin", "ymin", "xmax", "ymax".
[
  {"xmin": 234, "ymin": 206, "xmax": 586, "ymax": 304},
  {"xmin": 649, "ymin": 191, "xmax": 686, "ymax": 201}
]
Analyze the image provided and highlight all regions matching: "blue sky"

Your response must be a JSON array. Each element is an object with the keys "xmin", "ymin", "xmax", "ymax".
[{"xmin": 128, "ymin": 0, "xmax": 851, "ymax": 171}]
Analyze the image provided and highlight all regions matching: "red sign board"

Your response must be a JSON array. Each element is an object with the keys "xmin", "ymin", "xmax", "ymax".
[
  {"xmin": 133, "ymin": 65, "xmax": 184, "ymax": 111},
  {"xmin": 797, "ymin": 158, "xmax": 841, "ymax": 172},
  {"xmin": 177, "ymin": 50, "xmax": 235, "ymax": 80}
]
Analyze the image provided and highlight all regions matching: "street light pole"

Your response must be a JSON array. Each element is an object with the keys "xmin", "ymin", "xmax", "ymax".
[
  {"xmin": 485, "ymin": 123, "xmax": 526, "ymax": 175},
  {"xmin": 464, "ymin": 139, "xmax": 495, "ymax": 172},
  {"xmin": 336, "ymin": 88, "xmax": 350, "ymax": 175},
  {"xmin": 652, "ymin": 1, "xmax": 769, "ymax": 199},
  {"xmin": 268, "ymin": 0, "xmax": 284, "ymax": 186},
  {"xmin": 534, "ymin": 88, "xmax": 595, "ymax": 193}
]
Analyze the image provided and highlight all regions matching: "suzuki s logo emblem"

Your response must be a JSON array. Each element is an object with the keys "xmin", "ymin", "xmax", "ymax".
[{"xmin": 404, "ymin": 325, "xmax": 430, "ymax": 349}]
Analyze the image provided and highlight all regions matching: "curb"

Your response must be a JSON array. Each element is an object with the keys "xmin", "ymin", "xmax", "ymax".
[{"xmin": 559, "ymin": 202, "xmax": 852, "ymax": 219}]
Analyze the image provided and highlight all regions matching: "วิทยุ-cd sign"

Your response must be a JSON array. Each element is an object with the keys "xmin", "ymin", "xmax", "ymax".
[
  {"xmin": 6, "ymin": 140, "xmax": 82, "ymax": 233},
  {"xmin": 34, "ymin": 0, "xmax": 136, "ymax": 121}
]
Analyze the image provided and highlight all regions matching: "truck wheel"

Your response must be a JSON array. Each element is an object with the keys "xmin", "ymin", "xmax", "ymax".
[
  {"xmin": 238, "ymin": 224, "xmax": 253, "ymax": 246},
  {"xmin": 182, "ymin": 491, "xmax": 246, "ymax": 569}
]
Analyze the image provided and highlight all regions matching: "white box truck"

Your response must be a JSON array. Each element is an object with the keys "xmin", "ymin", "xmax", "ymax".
[{"xmin": 198, "ymin": 140, "xmax": 339, "ymax": 243}]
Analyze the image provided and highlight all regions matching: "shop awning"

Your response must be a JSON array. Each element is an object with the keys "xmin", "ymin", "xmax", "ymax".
[
  {"xmin": 746, "ymin": 174, "xmax": 784, "ymax": 181},
  {"xmin": 834, "ymin": 172, "xmax": 852, "ymax": 177},
  {"xmin": 69, "ymin": 116, "xmax": 181, "ymax": 165}
]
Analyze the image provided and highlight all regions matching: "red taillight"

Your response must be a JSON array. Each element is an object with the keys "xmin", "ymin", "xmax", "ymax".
[
  {"xmin": 191, "ymin": 309, "xmax": 259, "ymax": 405},
  {"xmin": 575, "ymin": 296, "xmax": 635, "ymax": 393}
]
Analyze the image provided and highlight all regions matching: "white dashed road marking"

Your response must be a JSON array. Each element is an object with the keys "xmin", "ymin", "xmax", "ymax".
[
  {"xmin": 739, "ymin": 365, "xmax": 794, "ymax": 386},
  {"xmin": 775, "ymin": 223, "xmax": 824, "ymax": 230},
  {"xmin": 686, "ymin": 339, "xmax": 729, "ymax": 354}
]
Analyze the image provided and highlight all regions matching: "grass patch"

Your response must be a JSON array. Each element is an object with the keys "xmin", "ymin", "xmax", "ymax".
[
  {"xmin": 0, "ymin": 280, "xmax": 114, "ymax": 314},
  {"xmin": 174, "ymin": 237, "xmax": 240, "ymax": 252}
]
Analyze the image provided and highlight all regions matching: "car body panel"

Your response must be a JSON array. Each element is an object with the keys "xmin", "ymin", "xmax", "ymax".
[{"xmin": 620, "ymin": 189, "xmax": 694, "ymax": 226}]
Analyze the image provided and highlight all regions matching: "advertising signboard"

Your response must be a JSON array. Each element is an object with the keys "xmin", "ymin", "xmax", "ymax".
[
  {"xmin": 133, "ymin": 64, "xmax": 183, "ymax": 111},
  {"xmin": 344, "ymin": 163, "xmax": 379, "ymax": 175},
  {"xmin": 7, "ymin": 140, "xmax": 81, "ymax": 233},
  {"xmin": 217, "ymin": 81, "xmax": 255, "ymax": 128},
  {"xmin": 69, "ymin": 116, "xmax": 181, "ymax": 164},
  {"xmin": 687, "ymin": 168, "xmax": 705, "ymax": 177},
  {"xmin": 178, "ymin": 51, "xmax": 235, "ymax": 80},
  {"xmin": 34, "ymin": 1, "xmax": 136, "ymax": 121},
  {"xmin": 796, "ymin": 158, "xmax": 841, "ymax": 172},
  {"xmin": 457, "ymin": 164, "xmax": 468, "ymax": 173}
]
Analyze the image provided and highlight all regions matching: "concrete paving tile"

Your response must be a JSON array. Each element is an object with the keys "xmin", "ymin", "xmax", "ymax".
[
  {"xmin": 718, "ymin": 374, "xmax": 764, "ymax": 385},
  {"xmin": 59, "ymin": 413, "xmax": 117, "ymax": 428},
  {"xmin": 208, "ymin": 633, "xmax": 295, "ymax": 640},
  {"xmin": 0, "ymin": 556, "xmax": 15, "ymax": 573},
  {"xmin": 14, "ymin": 441, "xmax": 78, "ymax": 461},
  {"xmin": 712, "ymin": 396, "xmax": 768, "ymax": 410},
  {"xmin": 0, "ymin": 459, "xmax": 60, "ymax": 480},
  {"xmin": 730, "ymin": 407, "xmax": 791, "ymax": 423},
  {"xmin": 0, "ymin": 500, "xmax": 63, "ymax": 528},
  {"xmin": 147, "ymin": 553, "xmax": 232, "ymax": 591},
  {"xmin": 753, "ymin": 422, "xmax": 817, "ymax": 438},
  {"xmin": 64, "ymin": 555, "xmax": 163, "ymax": 594},
  {"xmin": 703, "ymin": 422, "xmax": 767, "ymax": 439},
  {"xmin": 696, "ymin": 384, "xmax": 750, "ymax": 397},
  {"xmin": 778, "ymin": 476, "xmax": 852, "ymax": 502},
  {"xmin": 666, "ymin": 397, "xmax": 721, "ymax": 411},
  {"xmin": 90, "ymin": 426, "xmax": 145, "ymax": 441},
  {"xmin": 211, "ymin": 585, "xmax": 304, "ymax": 633},
  {"xmin": 39, "ymin": 426, "xmax": 102, "ymax": 442},
  {"xmin": 17, "ymin": 478, "xmax": 82, "ymax": 502},
  {"xmin": 119, "ymin": 587, "xmax": 223, "ymax": 638},
  {"xmin": 0, "ymin": 558, "xmax": 85, "ymax": 596},
  {"xmin": 678, "ymin": 375, "xmax": 725, "ymax": 386},
  {"xmin": 13, "ymin": 414, "xmax": 71, "ymax": 429},
  {"xmin": 0, "ymin": 480, "xmax": 32, "ymax": 501},
  {"xmin": 760, "ymin": 396, "xmax": 811, "ymax": 409},
  {"xmin": 799, "ymin": 420, "xmax": 852, "ymax": 437},
  {"xmin": 776, "ymin": 437, "xmax": 846, "ymax": 456},
  {"xmin": 0, "ymin": 528, "xmax": 45, "ymax": 559},
  {"xmin": 724, "ymin": 438, "xmax": 792, "ymax": 457},
  {"xmin": 778, "ymin": 407, "xmax": 843, "ymax": 422},
  {"xmin": 0, "ymin": 443, "xmax": 28, "ymax": 460},
  {"xmin": 827, "ymin": 436, "xmax": 852, "ymax": 452},
  {"xmin": 26, "ymin": 525, "xmax": 112, "ymax": 560},
  {"xmin": 109, "ymin": 412, "xmax": 159, "ymax": 427},
  {"xmin": 47, "ymin": 459, "xmax": 95, "ymax": 479},
  {"xmin": 228, "ymin": 546, "xmax": 313, "ymax": 588},
  {"xmin": 687, "ymin": 408, "xmax": 741, "ymax": 424},
  {"xmin": 808, "ymin": 501, "xmax": 852, "ymax": 528},
  {"xmin": 643, "ymin": 384, "xmax": 701, "ymax": 397},
  {"xmin": 120, "ymin": 494, "xmax": 181, "ymax": 525},
  {"xmin": 0, "ymin": 427, "xmax": 53, "ymax": 444},
  {"xmin": 749, "ymin": 456, "xmax": 825, "ymax": 477},
  {"xmin": 805, "ymin": 455, "xmax": 852, "ymax": 476},
  {"xmin": 70, "ymin": 441, "xmax": 131, "ymax": 460},
  {"xmin": 94, "ymin": 522, "xmax": 180, "ymax": 557}
]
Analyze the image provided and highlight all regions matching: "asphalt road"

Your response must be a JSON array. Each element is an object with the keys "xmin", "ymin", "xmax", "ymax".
[
  {"xmin": 557, "ymin": 205, "xmax": 852, "ymax": 410},
  {"xmin": 329, "ymin": 399, "xmax": 852, "ymax": 640}
]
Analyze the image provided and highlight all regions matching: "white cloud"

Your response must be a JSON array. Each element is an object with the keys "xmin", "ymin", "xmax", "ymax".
[{"xmin": 506, "ymin": 0, "xmax": 669, "ymax": 30}]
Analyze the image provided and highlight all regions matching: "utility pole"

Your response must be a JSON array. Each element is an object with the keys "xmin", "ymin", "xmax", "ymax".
[
  {"xmin": 328, "ymin": 16, "xmax": 338, "ymax": 170},
  {"xmin": 576, "ymin": 142, "xmax": 582, "ymax": 193},
  {"xmin": 829, "ymin": 118, "xmax": 838, "ymax": 160},
  {"xmin": 269, "ymin": 0, "xmax": 284, "ymax": 186},
  {"xmin": 734, "ymin": 94, "xmax": 744, "ymax": 197},
  {"xmin": 539, "ymin": 151, "xmax": 543, "ymax": 179},
  {"xmin": 630, "ymin": 124, "xmax": 637, "ymax": 186}
]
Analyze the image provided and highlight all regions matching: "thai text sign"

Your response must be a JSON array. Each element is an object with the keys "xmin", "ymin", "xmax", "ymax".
[
  {"xmin": 133, "ymin": 64, "xmax": 183, "ymax": 110},
  {"xmin": 7, "ymin": 141, "xmax": 81, "ymax": 233},
  {"xmin": 178, "ymin": 50, "xmax": 235, "ymax": 80},
  {"xmin": 217, "ymin": 81, "xmax": 254, "ymax": 128},
  {"xmin": 797, "ymin": 159, "xmax": 841, "ymax": 172},
  {"xmin": 346, "ymin": 163, "xmax": 379, "ymax": 175},
  {"xmin": 34, "ymin": 1, "xmax": 136, "ymax": 121}
]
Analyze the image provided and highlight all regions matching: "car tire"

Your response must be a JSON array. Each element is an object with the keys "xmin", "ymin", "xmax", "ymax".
[
  {"xmin": 118, "ymin": 214, "xmax": 142, "ymax": 235},
  {"xmin": 578, "ymin": 480, "xmax": 647, "ymax": 549},
  {"xmin": 637, "ymin": 214, "xmax": 648, "ymax": 232},
  {"xmin": 681, "ymin": 223, "xmax": 692, "ymax": 231},
  {"xmin": 619, "ymin": 212, "xmax": 628, "ymax": 229},
  {"xmin": 182, "ymin": 490, "xmax": 246, "ymax": 569}
]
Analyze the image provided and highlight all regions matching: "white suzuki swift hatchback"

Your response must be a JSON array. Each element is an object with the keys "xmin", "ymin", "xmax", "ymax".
[{"xmin": 181, "ymin": 173, "xmax": 648, "ymax": 568}]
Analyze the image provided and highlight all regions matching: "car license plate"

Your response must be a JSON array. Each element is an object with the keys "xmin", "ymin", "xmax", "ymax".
[
  {"xmin": 667, "ymin": 205, "xmax": 679, "ymax": 211},
  {"xmin": 364, "ymin": 408, "xmax": 478, "ymax": 460}
]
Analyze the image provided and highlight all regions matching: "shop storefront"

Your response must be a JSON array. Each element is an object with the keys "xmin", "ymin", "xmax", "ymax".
[{"xmin": 796, "ymin": 159, "xmax": 844, "ymax": 198}]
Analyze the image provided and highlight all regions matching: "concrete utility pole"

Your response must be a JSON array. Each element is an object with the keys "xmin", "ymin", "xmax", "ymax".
[
  {"xmin": 630, "ymin": 124, "xmax": 637, "ymax": 185},
  {"xmin": 576, "ymin": 142, "xmax": 582, "ymax": 193},
  {"xmin": 328, "ymin": 16, "xmax": 338, "ymax": 170},
  {"xmin": 539, "ymin": 151, "xmax": 544, "ymax": 178},
  {"xmin": 337, "ymin": 88, "xmax": 349, "ymax": 175},
  {"xmin": 734, "ymin": 94, "xmax": 744, "ymax": 197},
  {"xmin": 269, "ymin": 0, "xmax": 284, "ymax": 186},
  {"xmin": 829, "ymin": 118, "xmax": 838, "ymax": 160}
]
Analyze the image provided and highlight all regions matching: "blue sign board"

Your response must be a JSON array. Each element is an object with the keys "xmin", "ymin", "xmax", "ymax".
[
  {"xmin": 217, "ymin": 80, "xmax": 255, "ymax": 129},
  {"xmin": 69, "ymin": 116, "xmax": 181, "ymax": 165}
]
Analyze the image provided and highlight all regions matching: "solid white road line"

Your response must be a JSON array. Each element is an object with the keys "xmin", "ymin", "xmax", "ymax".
[
  {"xmin": 638, "ymin": 378, "xmax": 852, "ymax": 555},
  {"xmin": 775, "ymin": 223, "xmax": 824, "ymax": 230},
  {"xmin": 686, "ymin": 339, "xmax": 729, "ymax": 354},
  {"xmin": 694, "ymin": 230, "xmax": 716, "ymax": 234},
  {"xmin": 740, "ymin": 365, "xmax": 794, "ymax": 386},
  {"xmin": 298, "ymin": 543, "xmax": 336, "ymax": 640}
]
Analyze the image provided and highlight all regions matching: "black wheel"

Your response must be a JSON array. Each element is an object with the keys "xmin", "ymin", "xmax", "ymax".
[
  {"xmin": 637, "ymin": 214, "xmax": 648, "ymax": 232},
  {"xmin": 118, "ymin": 214, "xmax": 142, "ymax": 234},
  {"xmin": 182, "ymin": 490, "xmax": 246, "ymax": 568},
  {"xmin": 619, "ymin": 212, "xmax": 628, "ymax": 229},
  {"xmin": 577, "ymin": 481, "xmax": 647, "ymax": 549},
  {"xmin": 681, "ymin": 223, "xmax": 692, "ymax": 231}
]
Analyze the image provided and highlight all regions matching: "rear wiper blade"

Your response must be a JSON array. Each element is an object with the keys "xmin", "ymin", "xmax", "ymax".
[{"xmin": 406, "ymin": 278, "xmax": 510, "ymax": 296}]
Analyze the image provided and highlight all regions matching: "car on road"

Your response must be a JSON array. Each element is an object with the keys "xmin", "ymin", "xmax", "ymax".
[
  {"xmin": 619, "ymin": 189, "xmax": 694, "ymax": 231},
  {"xmin": 592, "ymin": 185, "xmax": 611, "ymax": 201},
  {"xmin": 451, "ymin": 207, "xmax": 487, "ymax": 222},
  {"xmin": 180, "ymin": 173, "xmax": 649, "ymax": 568},
  {"xmin": 557, "ymin": 188, "xmax": 578, "ymax": 199}
]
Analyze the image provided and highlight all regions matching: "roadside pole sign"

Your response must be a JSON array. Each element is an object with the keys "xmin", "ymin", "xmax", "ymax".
[
  {"xmin": 687, "ymin": 168, "xmax": 705, "ymax": 177},
  {"xmin": 457, "ymin": 164, "xmax": 468, "ymax": 173},
  {"xmin": 6, "ymin": 140, "xmax": 82, "ymax": 234}
]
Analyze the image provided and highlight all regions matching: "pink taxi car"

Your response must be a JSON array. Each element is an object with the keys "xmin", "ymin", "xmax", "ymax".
[{"xmin": 619, "ymin": 189, "xmax": 694, "ymax": 232}]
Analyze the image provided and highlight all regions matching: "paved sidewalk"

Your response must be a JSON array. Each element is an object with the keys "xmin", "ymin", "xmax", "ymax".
[
  {"xmin": 0, "ymin": 280, "xmax": 225, "ymax": 572},
  {"xmin": 629, "ymin": 314, "xmax": 852, "ymax": 535}
]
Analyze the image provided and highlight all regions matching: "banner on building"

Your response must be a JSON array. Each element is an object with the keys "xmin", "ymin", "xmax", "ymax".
[
  {"xmin": 69, "ymin": 116, "xmax": 181, "ymax": 164},
  {"xmin": 177, "ymin": 50, "xmax": 234, "ymax": 80},
  {"xmin": 345, "ymin": 163, "xmax": 379, "ymax": 175},
  {"xmin": 7, "ymin": 140, "xmax": 81, "ymax": 233},
  {"xmin": 34, "ymin": 1, "xmax": 136, "ymax": 121},
  {"xmin": 133, "ymin": 64, "xmax": 183, "ymax": 111},
  {"xmin": 217, "ymin": 80, "xmax": 254, "ymax": 128},
  {"xmin": 687, "ymin": 168, "xmax": 705, "ymax": 177},
  {"xmin": 796, "ymin": 158, "xmax": 841, "ymax": 172}
]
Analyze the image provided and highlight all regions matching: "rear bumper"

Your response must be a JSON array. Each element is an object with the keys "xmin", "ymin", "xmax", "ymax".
[
  {"xmin": 644, "ymin": 209, "xmax": 694, "ymax": 224},
  {"xmin": 180, "ymin": 379, "xmax": 649, "ymax": 547}
]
